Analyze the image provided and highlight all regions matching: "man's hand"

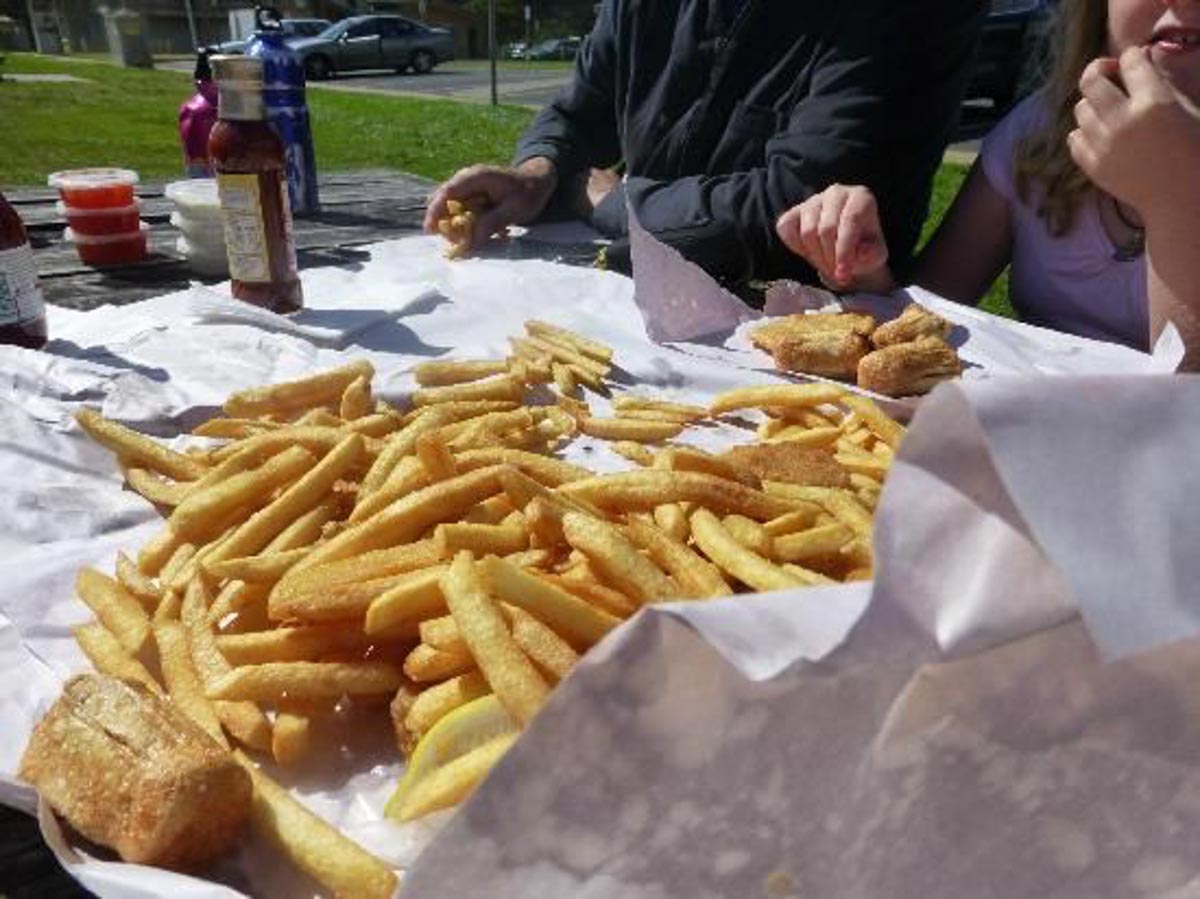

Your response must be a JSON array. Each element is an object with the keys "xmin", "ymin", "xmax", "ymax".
[
  {"xmin": 424, "ymin": 157, "xmax": 559, "ymax": 252},
  {"xmin": 1071, "ymin": 48, "xmax": 1200, "ymax": 226}
]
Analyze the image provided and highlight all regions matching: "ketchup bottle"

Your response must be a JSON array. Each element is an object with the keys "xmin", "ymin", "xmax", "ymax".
[
  {"xmin": 0, "ymin": 191, "xmax": 49, "ymax": 349},
  {"xmin": 208, "ymin": 55, "xmax": 302, "ymax": 314}
]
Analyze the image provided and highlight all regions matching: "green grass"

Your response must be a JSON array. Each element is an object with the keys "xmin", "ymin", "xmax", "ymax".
[{"xmin": 1, "ymin": 52, "xmax": 1011, "ymax": 316}]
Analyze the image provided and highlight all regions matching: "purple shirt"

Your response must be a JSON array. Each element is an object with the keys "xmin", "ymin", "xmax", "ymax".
[{"xmin": 980, "ymin": 93, "xmax": 1149, "ymax": 350}]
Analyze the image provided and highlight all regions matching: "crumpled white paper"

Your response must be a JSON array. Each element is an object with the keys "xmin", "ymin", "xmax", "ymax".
[{"xmin": 3, "ymin": 233, "xmax": 1197, "ymax": 898}]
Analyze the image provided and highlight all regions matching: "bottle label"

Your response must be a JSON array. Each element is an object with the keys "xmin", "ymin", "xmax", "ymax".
[
  {"xmin": 0, "ymin": 243, "xmax": 46, "ymax": 326},
  {"xmin": 217, "ymin": 172, "xmax": 271, "ymax": 283}
]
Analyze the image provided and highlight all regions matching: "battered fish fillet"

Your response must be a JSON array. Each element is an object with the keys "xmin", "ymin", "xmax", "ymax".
[
  {"xmin": 19, "ymin": 674, "xmax": 251, "ymax": 870},
  {"xmin": 721, "ymin": 443, "xmax": 850, "ymax": 488},
  {"xmin": 871, "ymin": 303, "xmax": 952, "ymax": 348},
  {"xmin": 771, "ymin": 331, "xmax": 872, "ymax": 380},
  {"xmin": 857, "ymin": 337, "xmax": 963, "ymax": 397},
  {"xmin": 750, "ymin": 312, "xmax": 877, "ymax": 354}
]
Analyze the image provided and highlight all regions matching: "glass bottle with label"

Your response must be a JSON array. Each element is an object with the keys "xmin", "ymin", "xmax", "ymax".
[
  {"xmin": 208, "ymin": 55, "xmax": 303, "ymax": 314},
  {"xmin": 0, "ymin": 191, "xmax": 49, "ymax": 349}
]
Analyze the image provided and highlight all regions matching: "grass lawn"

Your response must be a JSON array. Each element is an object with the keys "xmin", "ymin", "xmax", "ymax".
[{"xmin": 1, "ymin": 52, "xmax": 1011, "ymax": 315}]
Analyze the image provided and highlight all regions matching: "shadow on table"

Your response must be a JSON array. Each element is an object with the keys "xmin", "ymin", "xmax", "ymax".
[{"xmin": 44, "ymin": 340, "xmax": 170, "ymax": 384}]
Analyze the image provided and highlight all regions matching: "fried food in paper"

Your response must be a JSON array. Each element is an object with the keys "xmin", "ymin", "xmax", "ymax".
[
  {"xmin": 857, "ymin": 336, "xmax": 963, "ymax": 397},
  {"xmin": 871, "ymin": 303, "xmax": 952, "ymax": 348},
  {"xmin": 19, "ymin": 674, "xmax": 251, "ymax": 870},
  {"xmin": 771, "ymin": 331, "xmax": 872, "ymax": 379},
  {"xmin": 750, "ymin": 312, "xmax": 876, "ymax": 354},
  {"xmin": 721, "ymin": 442, "xmax": 850, "ymax": 488}
]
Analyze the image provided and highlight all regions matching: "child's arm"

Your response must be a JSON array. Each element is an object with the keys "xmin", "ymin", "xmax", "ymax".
[
  {"xmin": 1071, "ymin": 49, "xmax": 1200, "ymax": 369},
  {"xmin": 775, "ymin": 163, "xmax": 1013, "ymax": 305}
]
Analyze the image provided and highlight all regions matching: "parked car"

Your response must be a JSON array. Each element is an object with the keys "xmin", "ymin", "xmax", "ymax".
[
  {"xmin": 209, "ymin": 18, "xmax": 330, "ymax": 55},
  {"xmin": 524, "ymin": 36, "xmax": 581, "ymax": 61},
  {"xmin": 291, "ymin": 15, "xmax": 454, "ymax": 80},
  {"xmin": 967, "ymin": 0, "xmax": 1056, "ymax": 109},
  {"xmin": 507, "ymin": 42, "xmax": 528, "ymax": 59}
]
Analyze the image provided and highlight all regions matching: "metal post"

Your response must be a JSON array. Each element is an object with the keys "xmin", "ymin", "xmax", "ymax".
[
  {"xmin": 488, "ymin": 0, "xmax": 497, "ymax": 106},
  {"xmin": 25, "ymin": 0, "xmax": 43, "ymax": 53},
  {"xmin": 183, "ymin": 0, "xmax": 199, "ymax": 50},
  {"xmin": 524, "ymin": 3, "xmax": 531, "ymax": 52}
]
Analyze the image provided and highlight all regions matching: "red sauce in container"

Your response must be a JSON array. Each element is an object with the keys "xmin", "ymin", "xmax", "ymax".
[
  {"xmin": 0, "ymin": 191, "xmax": 49, "ymax": 349},
  {"xmin": 208, "ymin": 55, "xmax": 302, "ymax": 314},
  {"xmin": 57, "ymin": 202, "xmax": 142, "ymax": 237},
  {"xmin": 48, "ymin": 169, "xmax": 139, "ymax": 211},
  {"xmin": 66, "ymin": 223, "xmax": 150, "ymax": 267}
]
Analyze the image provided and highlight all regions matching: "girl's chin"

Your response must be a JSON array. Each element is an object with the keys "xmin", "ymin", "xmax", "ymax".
[{"xmin": 1150, "ymin": 53, "xmax": 1200, "ymax": 103}]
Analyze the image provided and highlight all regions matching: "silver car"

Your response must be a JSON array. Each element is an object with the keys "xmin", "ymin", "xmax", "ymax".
[{"xmin": 291, "ymin": 15, "xmax": 454, "ymax": 80}]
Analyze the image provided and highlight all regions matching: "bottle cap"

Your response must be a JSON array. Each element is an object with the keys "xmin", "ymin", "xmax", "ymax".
[{"xmin": 210, "ymin": 54, "xmax": 263, "ymax": 88}]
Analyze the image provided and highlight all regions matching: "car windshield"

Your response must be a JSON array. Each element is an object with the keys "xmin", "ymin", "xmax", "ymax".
[
  {"xmin": 531, "ymin": 39, "xmax": 559, "ymax": 52},
  {"xmin": 316, "ymin": 21, "xmax": 348, "ymax": 40},
  {"xmin": 289, "ymin": 22, "xmax": 327, "ymax": 37}
]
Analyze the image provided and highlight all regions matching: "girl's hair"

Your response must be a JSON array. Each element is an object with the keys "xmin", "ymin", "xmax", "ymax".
[{"xmin": 1013, "ymin": 0, "xmax": 1109, "ymax": 236}]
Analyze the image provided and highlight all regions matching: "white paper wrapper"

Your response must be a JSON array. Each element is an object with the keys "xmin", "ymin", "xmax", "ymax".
[{"xmin": 3, "ymin": 234, "xmax": 1196, "ymax": 898}]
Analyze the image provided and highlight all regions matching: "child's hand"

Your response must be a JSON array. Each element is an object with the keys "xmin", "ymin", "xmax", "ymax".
[
  {"xmin": 1070, "ymin": 48, "xmax": 1200, "ymax": 225},
  {"xmin": 776, "ymin": 185, "xmax": 892, "ymax": 292}
]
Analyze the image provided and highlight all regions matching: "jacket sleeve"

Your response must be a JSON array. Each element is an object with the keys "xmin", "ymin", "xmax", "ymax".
[
  {"xmin": 599, "ymin": 0, "xmax": 984, "ymax": 284},
  {"xmin": 512, "ymin": 0, "xmax": 623, "ymax": 183}
]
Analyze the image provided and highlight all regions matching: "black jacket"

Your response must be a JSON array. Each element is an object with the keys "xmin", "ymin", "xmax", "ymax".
[{"xmin": 515, "ymin": 0, "xmax": 986, "ymax": 285}]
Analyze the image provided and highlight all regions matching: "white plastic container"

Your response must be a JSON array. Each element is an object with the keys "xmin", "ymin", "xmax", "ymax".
[
  {"xmin": 169, "ymin": 211, "xmax": 225, "ymax": 246},
  {"xmin": 165, "ymin": 179, "xmax": 222, "ymax": 225},
  {"xmin": 175, "ymin": 236, "xmax": 228, "ymax": 278}
]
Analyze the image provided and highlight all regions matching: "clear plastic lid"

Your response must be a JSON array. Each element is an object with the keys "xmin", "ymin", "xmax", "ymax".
[
  {"xmin": 55, "ymin": 200, "xmax": 141, "ymax": 218},
  {"xmin": 164, "ymin": 178, "xmax": 221, "ymax": 212},
  {"xmin": 64, "ymin": 221, "xmax": 149, "ymax": 245},
  {"xmin": 47, "ymin": 168, "xmax": 140, "ymax": 190}
]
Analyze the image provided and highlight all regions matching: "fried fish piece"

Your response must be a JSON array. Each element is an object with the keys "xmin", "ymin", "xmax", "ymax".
[
  {"xmin": 857, "ymin": 336, "xmax": 962, "ymax": 397},
  {"xmin": 721, "ymin": 442, "xmax": 850, "ymax": 488},
  {"xmin": 750, "ymin": 312, "xmax": 876, "ymax": 354},
  {"xmin": 19, "ymin": 674, "xmax": 251, "ymax": 870},
  {"xmin": 771, "ymin": 331, "xmax": 872, "ymax": 380},
  {"xmin": 871, "ymin": 303, "xmax": 952, "ymax": 348}
]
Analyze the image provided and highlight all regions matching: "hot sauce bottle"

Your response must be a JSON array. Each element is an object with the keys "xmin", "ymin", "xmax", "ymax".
[
  {"xmin": 0, "ymin": 191, "xmax": 49, "ymax": 349},
  {"xmin": 208, "ymin": 55, "xmax": 303, "ymax": 314}
]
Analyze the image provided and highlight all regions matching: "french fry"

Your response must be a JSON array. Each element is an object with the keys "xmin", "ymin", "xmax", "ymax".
[
  {"xmin": 418, "ymin": 614, "xmax": 464, "ymax": 653},
  {"xmin": 123, "ymin": 468, "xmax": 187, "ymax": 508},
  {"xmin": 403, "ymin": 671, "xmax": 489, "ymax": 738},
  {"xmin": 561, "ymin": 513, "xmax": 679, "ymax": 605},
  {"xmin": 435, "ymin": 522, "xmax": 529, "ymax": 558},
  {"xmin": 722, "ymin": 514, "xmax": 776, "ymax": 558},
  {"xmin": 224, "ymin": 360, "xmax": 375, "ymax": 418},
  {"xmin": 216, "ymin": 624, "xmax": 374, "ymax": 665},
  {"xmin": 765, "ymin": 426, "xmax": 842, "ymax": 448},
  {"xmin": 563, "ymin": 470, "xmax": 797, "ymax": 520},
  {"xmin": 154, "ymin": 620, "xmax": 228, "ymax": 747},
  {"xmin": 839, "ymin": 394, "xmax": 906, "ymax": 448},
  {"xmin": 72, "ymin": 622, "xmax": 162, "ymax": 696},
  {"xmin": 411, "ymin": 375, "xmax": 524, "ymax": 408},
  {"xmin": 773, "ymin": 523, "xmax": 855, "ymax": 564},
  {"xmin": 392, "ymin": 732, "xmax": 517, "ymax": 823},
  {"xmin": 709, "ymin": 383, "xmax": 845, "ymax": 416},
  {"xmin": 404, "ymin": 642, "xmax": 474, "ymax": 682},
  {"xmin": 208, "ymin": 426, "xmax": 346, "ymax": 464},
  {"xmin": 525, "ymin": 320, "xmax": 613, "ymax": 363},
  {"xmin": 782, "ymin": 563, "xmax": 838, "ymax": 586},
  {"xmin": 234, "ymin": 751, "xmax": 398, "ymax": 899},
  {"xmin": 75, "ymin": 568, "xmax": 150, "ymax": 657},
  {"xmin": 345, "ymin": 412, "xmax": 401, "ymax": 438},
  {"xmin": 273, "ymin": 572, "xmax": 431, "ymax": 625},
  {"xmin": 168, "ymin": 446, "xmax": 316, "ymax": 542},
  {"xmin": 541, "ymin": 570, "xmax": 637, "ymax": 618},
  {"xmin": 339, "ymin": 375, "xmax": 372, "ymax": 421},
  {"xmin": 208, "ymin": 661, "xmax": 403, "ymax": 702},
  {"xmin": 623, "ymin": 518, "xmax": 731, "ymax": 599},
  {"xmin": 653, "ymin": 503, "xmax": 690, "ymax": 542},
  {"xmin": 453, "ymin": 447, "xmax": 591, "ymax": 487},
  {"xmin": 655, "ymin": 446, "xmax": 760, "ymax": 487},
  {"xmin": 191, "ymin": 417, "xmax": 282, "ymax": 439},
  {"xmin": 690, "ymin": 509, "xmax": 807, "ymax": 593},
  {"xmin": 505, "ymin": 604, "xmax": 579, "ymax": 682},
  {"xmin": 208, "ymin": 581, "xmax": 270, "ymax": 628},
  {"xmin": 272, "ymin": 711, "xmax": 312, "ymax": 766},
  {"xmin": 274, "ymin": 539, "xmax": 442, "ymax": 602},
  {"xmin": 76, "ymin": 409, "xmax": 207, "ymax": 481},
  {"xmin": 441, "ymin": 552, "xmax": 550, "ymax": 724},
  {"xmin": 159, "ymin": 541, "xmax": 198, "ymax": 592},
  {"xmin": 115, "ymin": 551, "xmax": 161, "ymax": 612},
  {"xmin": 414, "ymin": 360, "xmax": 509, "ymax": 387},
  {"xmin": 610, "ymin": 441, "xmax": 656, "ymax": 466},
  {"xmin": 834, "ymin": 453, "xmax": 890, "ymax": 480},
  {"xmin": 579, "ymin": 417, "xmax": 683, "ymax": 442},
  {"xmin": 154, "ymin": 588, "xmax": 183, "ymax": 623},
  {"xmin": 762, "ymin": 507, "xmax": 822, "ymax": 536},
  {"xmin": 522, "ymin": 334, "xmax": 609, "ymax": 380},
  {"xmin": 205, "ymin": 548, "xmax": 310, "ymax": 584},
  {"xmin": 616, "ymin": 408, "xmax": 698, "ymax": 424},
  {"xmin": 363, "ymin": 566, "xmax": 450, "ymax": 636},
  {"xmin": 612, "ymin": 395, "xmax": 706, "ymax": 420},
  {"xmin": 551, "ymin": 361, "xmax": 578, "ymax": 398},
  {"xmin": 415, "ymin": 431, "xmax": 457, "ymax": 481}
]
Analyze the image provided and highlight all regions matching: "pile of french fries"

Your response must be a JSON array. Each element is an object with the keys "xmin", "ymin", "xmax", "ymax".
[{"xmin": 60, "ymin": 319, "xmax": 903, "ymax": 895}]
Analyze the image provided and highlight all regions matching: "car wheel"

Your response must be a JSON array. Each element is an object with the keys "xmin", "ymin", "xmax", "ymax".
[
  {"xmin": 305, "ymin": 55, "xmax": 332, "ymax": 80},
  {"xmin": 412, "ymin": 50, "xmax": 434, "ymax": 74}
]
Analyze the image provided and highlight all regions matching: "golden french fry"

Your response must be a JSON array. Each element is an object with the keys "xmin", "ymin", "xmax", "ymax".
[
  {"xmin": 435, "ymin": 522, "xmax": 529, "ymax": 558},
  {"xmin": 153, "ymin": 587, "xmax": 184, "ymax": 623},
  {"xmin": 418, "ymin": 614, "xmax": 463, "ymax": 653},
  {"xmin": 204, "ymin": 548, "xmax": 310, "ymax": 585},
  {"xmin": 762, "ymin": 507, "xmax": 823, "ymax": 537},
  {"xmin": 273, "ymin": 572, "xmax": 431, "ymax": 625},
  {"xmin": 76, "ymin": 409, "xmax": 207, "ymax": 482},
  {"xmin": 208, "ymin": 426, "xmax": 347, "ymax": 464},
  {"xmin": 773, "ymin": 523, "xmax": 855, "ymax": 564},
  {"xmin": 655, "ymin": 446, "xmax": 760, "ymax": 487},
  {"xmin": 835, "ymin": 453, "xmax": 890, "ymax": 480},
  {"xmin": 612, "ymin": 395, "xmax": 706, "ymax": 420},
  {"xmin": 274, "ymin": 538, "xmax": 442, "ymax": 602},
  {"xmin": 272, "ymin": 711, "xmax": 312, "ymax": 766},
  {"xmin": 75, "ymin": 568, "xmax": 150, "ymax": 657},
  {"xmin": 462, "ymin": 493, "xmax": 517, "ymax": 526},
  {"xmin": 414, "ymin": 360, "xmax": 509, "ymax": 387},
  {"xmin": 525, "ymin": 320, "xmax": 613, "ymax": 363},
  {"xmin": 403, "ymin": 671, "xmax": 489, "ymax": 739},
  {"xmin": 412, "ymin": 375, "xmax": 524, "ymax": 408},
  {"xmin": 441, "ymin": 552, "xmax": 549, "ymax": 724},
  {"xmin": 215, "ymin": 624, "xmax": 373, "ymax": 665},
  {"xmin": 522, "ymin": 333, "xmax": 609, "ymax": 380},
  {"xmin": 339, "ymin": 375, "xmax": 372, "ymax": 421},
  {"xmin": 72, "ymin": 622, "xmax": 162, "ymax": 696},
  {"xmin": 551, "ymin": 361, "xmax": 578, "ymax": 397},
  {"xmin": 123, "ymin": 468, "xmax": 187, "ymax": 508},
  {"xmin": 652, "ymin": 503, "xmax": 690, "ymax": 542},
  {"xmin": 345, "ymin": 411, "xmax": 402, "ymax": 438},
  {"xmin": 208, "ymin": 661, "xmax": 403, "ymax": 702},
  {"xmin": 839, "ymin": 394, "xmax": 906, "ymax": 447},
  {"xmin": 623, "ymin": 518, "xmax": 731, "ymax": 599},
  {"xmin": 561, "ymin": 512, "xmax": 679, "ymax": 605},
  {"xmin": 363, "ymin": 566, "xmax": 450, "ymax": 636},
  {"xmin": 709, "ymin": 383, "xmax": 845, "ymax": 416},
  {"xmin": 115, "ymin": 551, "xmax": 161, "ymax": 612},
  {"xmin": 453, "ymin": 447, "xmax": 591, "ymax": 487},
  {"xmin": 349, "ymin": 456, "xmax": 429, "ymax": 524},
  {"xmin": 415, "ymin": 431, "xmax": 457, "ymax": 481},
  {"xmin": 615, "ymin": 408, "xmax": 697, "ymax": 424},
  {"xmin": 782, "ymin": 562, "xmax": 838, "ymax": 586},
  {"xmin": 610, "ymin": 440, "xmax": 656, "ymax": 465},
  {"xmin": 579, "ymin": 417, "xmax": 683, "ymax": 442},
  {"xmin": 690, "ymin": 509, "xmax": 807, "ymax": 593},
  {"xmin": 191, "ymin": 417, "xmax": 282, "ymax": 439},
  {"xmin": 404, "ymin": 642, "xmax": 474, "ymax": 683},
  {"xmin": 765, "ymin": 426, "xmax": 842, "ymax": 448},
  {"xmin": 159, "ymin": 541, "xmax": 199, "ymax": 594},
  {"xmin": 562, "ymin": 470, "xmax": 797, "ymax": 521},
  {"xmin": 722, "ymin": 514, "xmax": 776, "ymax": 558},
  {"xmin": 224, "ymin": 360, "xmax": 374, "ymax": 418},
  {"xmin": 234, "ymin": 751, "xmax": 397, "ymax": 899},
  {"xmin": 540, "ymin": 571, "xmax": 637, "ymax": 619},
  {"xmin": 154, "ymin": 620, "xmax": 228, "ymax": 746},
  {"xmin": 208, "ymin": 581, "xmax": 269, "ymax": 628},
  {"xmin": 504, "ymin": 604, "xmax": 578, "ymax": 682},
  {"xmin": 393, "ymin": 731, "xmax": 517, "ymax": 823}
]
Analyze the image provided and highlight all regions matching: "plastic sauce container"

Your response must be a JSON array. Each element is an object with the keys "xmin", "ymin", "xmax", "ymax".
[
  {"xmin": 48, "ymin": 168, "xmax": 140, "ymax": 210},
  {"xmin": 65, "ymin": 222, "xmax": 150, "ymax": 267},
  {"xmin": 56, "ymin": 201, "xmax": 142, "ymax": 238},
  {"xmin": 165, "ymin": 178, "xmax": 222, "ymax": 223},
  {"xmin": 176, "ymin": 236, "xmax": 229, "ymax": 277}
]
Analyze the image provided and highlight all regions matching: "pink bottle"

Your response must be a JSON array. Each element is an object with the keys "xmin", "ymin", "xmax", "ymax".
[{"xmin": 179, "ymin": 49, "xmax": 218, "ymax": 178}]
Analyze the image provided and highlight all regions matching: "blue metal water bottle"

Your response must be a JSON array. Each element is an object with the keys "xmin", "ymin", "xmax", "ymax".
[{"xmin": 246, "ymin": 6, "xmax": 320, "ymax": 215}]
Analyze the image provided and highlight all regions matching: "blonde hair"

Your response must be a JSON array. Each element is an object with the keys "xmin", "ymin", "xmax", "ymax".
[{"xmin": 1013, "ymin": 0, "xmax": 1109, "ymax": 236}]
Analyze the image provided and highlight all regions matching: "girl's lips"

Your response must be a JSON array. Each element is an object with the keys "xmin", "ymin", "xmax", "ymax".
[{"xmin": 1149, "ymin": 26, "xmax": 1200, "ymax": 54}]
